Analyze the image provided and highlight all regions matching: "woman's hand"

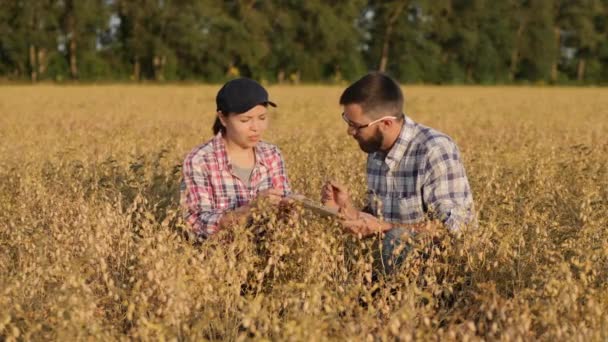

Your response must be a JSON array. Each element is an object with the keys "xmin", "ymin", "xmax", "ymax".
[
  {"xmin": 254, "ymin": 188, "xmax": 285, "ymax": 206},
  {"xmin": 253, "ymin": 188, "xmax": 300, "ymax": 226}
]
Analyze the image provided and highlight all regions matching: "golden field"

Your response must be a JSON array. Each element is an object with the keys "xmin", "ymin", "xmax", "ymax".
[{"xmin": 0, "ymin": 85, "xmax": 607, "ymax": 341}]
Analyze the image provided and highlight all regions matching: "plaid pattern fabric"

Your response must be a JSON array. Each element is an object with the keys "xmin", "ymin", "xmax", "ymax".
[
  {"xmin": 181, "ymin": 133, "xmax": 291, "ymax": 238},
  {"xmin": 366, "ymin": 116, "xmax": 474, "ymax": 231}
]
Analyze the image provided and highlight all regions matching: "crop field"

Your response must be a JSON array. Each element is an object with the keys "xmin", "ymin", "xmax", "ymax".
[{"xmin": 0, "ymin": 85, "xmax": 607, "ymax": 340}]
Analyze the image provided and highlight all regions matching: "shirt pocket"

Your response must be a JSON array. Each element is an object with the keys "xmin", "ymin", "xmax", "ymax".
[
  {"xmin": 397, "ymin": 197, "xmax": 425, "ymax": 224},
  {"xmin": 214, "ymin": 195, "xmax": 237, "ymax": 211},
  {"xmin": 366, "ymin": 190, "xmax": 385, "ymax": 217},
  {"xmin": 255, "ymin": 177, "xmax": 273, "ymax": 192}
]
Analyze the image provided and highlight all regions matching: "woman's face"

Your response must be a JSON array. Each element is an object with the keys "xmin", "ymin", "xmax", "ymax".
[{"xmin": 220, "ymin": 104, "xmax": 269, "ymax": 148}]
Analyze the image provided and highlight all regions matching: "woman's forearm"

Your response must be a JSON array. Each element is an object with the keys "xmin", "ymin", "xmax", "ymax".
[{"xmin": 218, "ymin": 204, "xmax": 252, "ymax": 229}]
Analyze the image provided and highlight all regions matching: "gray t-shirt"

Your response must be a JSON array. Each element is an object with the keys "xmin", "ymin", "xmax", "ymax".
[{"xmin": 232, "ymin": 164, "xmax": 253, "ymax": 187}]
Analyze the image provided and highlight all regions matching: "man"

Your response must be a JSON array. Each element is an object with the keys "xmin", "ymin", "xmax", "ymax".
[{"xmin": 322, "ymin": 72, "xmax": 475, "ymax": 274}]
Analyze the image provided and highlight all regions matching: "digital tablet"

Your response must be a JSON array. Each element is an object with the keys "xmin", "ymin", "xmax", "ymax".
[{"xmin": 288, "ymin": 194, "xmax": 339, "ymax": 218}]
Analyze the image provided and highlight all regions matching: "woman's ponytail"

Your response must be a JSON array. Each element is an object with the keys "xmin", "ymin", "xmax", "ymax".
[{"xmin": 212, "ymin": 116, "xmax": 224, "ymax": 135}]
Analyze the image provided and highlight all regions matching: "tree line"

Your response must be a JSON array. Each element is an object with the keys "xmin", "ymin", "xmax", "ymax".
[{"xmin": 1, "ymin": 0, "xmax": 607, "ymax": 84}]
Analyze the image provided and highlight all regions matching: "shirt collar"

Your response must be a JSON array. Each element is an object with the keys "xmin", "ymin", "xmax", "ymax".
[
  {"xmin": 372, "ymin": 115, "xmax": 416, "ymax": 167},
  {"xmin": 212, "ymin": 132, "xmax": 269, "ymax": 170}
]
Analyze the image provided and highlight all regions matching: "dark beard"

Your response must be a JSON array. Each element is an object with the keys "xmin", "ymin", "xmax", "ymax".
[{"xmin": 357, "ymin": 129, "xmax": 383, "ymax": 153}]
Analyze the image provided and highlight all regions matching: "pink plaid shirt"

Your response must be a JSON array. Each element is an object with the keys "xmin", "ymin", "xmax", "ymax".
[{"xmin": 180, "ymin": 133, "xmax": 291, "ymax": 238}]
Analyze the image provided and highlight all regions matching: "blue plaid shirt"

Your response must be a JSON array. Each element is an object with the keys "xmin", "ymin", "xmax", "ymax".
[{"xmin": 366, "ymin": 116, "xmax": 474, "ymax": 232}]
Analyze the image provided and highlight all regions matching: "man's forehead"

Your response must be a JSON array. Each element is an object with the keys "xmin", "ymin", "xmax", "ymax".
[{"xmin": 343, "ymin": 103, "xmax": 366, "ymax": 118}]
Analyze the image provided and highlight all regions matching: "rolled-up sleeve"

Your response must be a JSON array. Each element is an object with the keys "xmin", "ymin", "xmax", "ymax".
[
  {"xmin": 422, "ymin": 142, "xmax": 474, "ymax": 231},
  {"xmin": 180, "ymin": 158, "xmax": 223, "ymax": 238}
]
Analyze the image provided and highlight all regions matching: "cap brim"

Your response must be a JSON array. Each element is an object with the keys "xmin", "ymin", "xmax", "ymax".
[{"xmin": 266, "ymin": 101, "xmax": 277, "ymax": 107}]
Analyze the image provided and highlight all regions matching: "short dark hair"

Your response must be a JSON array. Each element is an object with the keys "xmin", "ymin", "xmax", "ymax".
[{"xmin": 339, "ymin": 72, "xmax": 404, "ymax": 119}]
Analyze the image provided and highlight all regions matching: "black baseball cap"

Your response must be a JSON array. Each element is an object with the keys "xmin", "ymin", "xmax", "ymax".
[{"xmin": 216, "ymin": 78, "xmax": 277, "ymax": 114}]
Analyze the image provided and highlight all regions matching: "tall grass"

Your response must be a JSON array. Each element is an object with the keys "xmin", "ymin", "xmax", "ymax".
[{"xmin": 1, "ymin": 85, "xmax": 607, "ymax": 340}]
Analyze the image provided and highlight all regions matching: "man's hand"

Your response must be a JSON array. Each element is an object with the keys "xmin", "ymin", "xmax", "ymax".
[
  {"xmin": 340, "ymin": 213, "xmax": 444, "ymax": 240},
  {"xmin": 321, "ymin": 180, "xmax": 339, "ymax": 209},
  {"xmin": 340, "ymin": 211, "xmax": 392, "ymax": 239},
  {"xmin": 321, "ymin": 180, "xmax": 357, "ymax": 216}
]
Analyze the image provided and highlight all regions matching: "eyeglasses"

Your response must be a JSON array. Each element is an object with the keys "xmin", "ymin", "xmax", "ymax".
[{"xmin": 341, "ymin": 112, "xmax": 404, "ymax": 131}]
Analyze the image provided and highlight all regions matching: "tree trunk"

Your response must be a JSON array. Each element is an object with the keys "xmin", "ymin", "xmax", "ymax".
[
  {"xmin": 29, "ymin": 44, "xmax": 37, "ymax": 82},
  {"xmin": 69, "ymin": 36, "xmax": 78, "ymax": 79},
  {"xmin": 133, "ymin": 57, "xmax": 141, "ymax": 81},
  {"xmin": 160, "ymin": 56, "xmax": 166, "ymax": 81},
  {"xmin": 29, "ymin": 8, "xmax": 38, "ymax": 82},
  {"xmin": 577, "ymin": 59, "xmax": 586, "ymax": 82},
  {"xmin": 509, "ymin": 17, "xmax": 527, "ymax": 82},
  {"xmin": 379, "ymin": 24, "xmax": 394, "ymax": 72},
  {"xmin": 290, "ymin": 70, "xmax": 300, "ymax": 84},
  {"xmin": 379, "ymin": 2, "xmax": 408, "ymax": 72},
  {"xmin": 550, "ymin": 27, "xmax": 561, "ymax": 83},
  {"xmin": 16, "ymin": 61, "xmax": 25, "ymax": 78},
  {"xmin": 37, "ymin": 48, "xmax": 47, "ymax": 75},
  {"xmin": 66, "ymin": 0, "xmax": 78, "ymax": 80},
  {"xmin": 153, "ymin": 55, "xmax": 166, "ymax": 81},
  {"xmin": 153, "ymin": 56, "xmax": 159, "ymax": 80},
  {"xmin": 131, "ymin": 8, "xmax": 142, "ymax": 81}
]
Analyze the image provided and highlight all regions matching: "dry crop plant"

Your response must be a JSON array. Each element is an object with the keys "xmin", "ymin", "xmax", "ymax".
[{"xmin": 0, "ymin": 85, "xmax": 607, "ymax": 341}]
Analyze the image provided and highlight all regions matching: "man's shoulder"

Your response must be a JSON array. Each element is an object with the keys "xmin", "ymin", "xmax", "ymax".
[{"xmin": 411, "ymin": 122, "xmax": 458, "ymax": 153}]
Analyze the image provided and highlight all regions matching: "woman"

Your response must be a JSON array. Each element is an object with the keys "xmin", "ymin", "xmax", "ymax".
[{"xmin": 181, "ymin": 78, "xmax": 291, "ymax": 239}]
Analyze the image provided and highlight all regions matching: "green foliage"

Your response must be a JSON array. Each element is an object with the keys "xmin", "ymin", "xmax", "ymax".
[
  {"xmin": 78, "ymin": 51, "xmax": 113, "ymax": 81},
  {"xmin": 45, "ymin": 51, "xmax": 69, "ymax": 81},
  {"xmin": 0, "ymin": 0, "xmax": 607, "ymax": 83}
]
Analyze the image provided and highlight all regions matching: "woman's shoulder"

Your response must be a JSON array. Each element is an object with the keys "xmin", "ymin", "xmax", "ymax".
[
  {"xmin": 256, "ymin": 141, "xmax": 287, "ymax": 167},
  {"xmin": 183, "ymin": 137, "xmax": 219, "ymax": 165},
  {"xmin": 257, "ymin": 141, "xmax": 283, "ymax": 156}
]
